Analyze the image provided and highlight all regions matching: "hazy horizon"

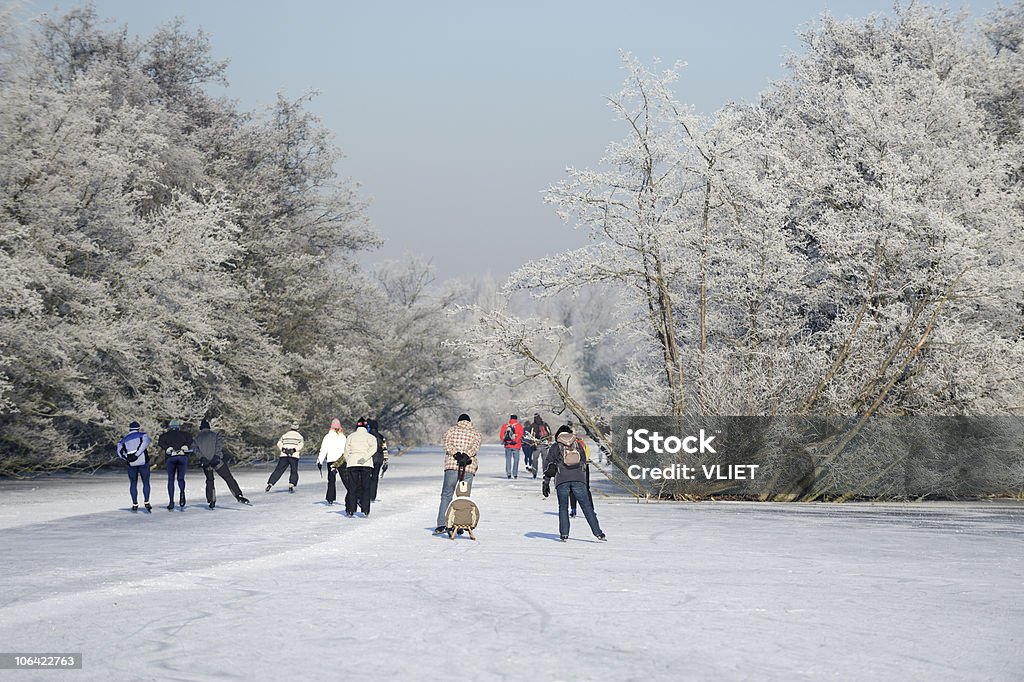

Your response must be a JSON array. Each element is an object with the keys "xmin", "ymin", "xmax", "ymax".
[{"xmin": 28, "ymin": 0, "xmax": 1004, "ymax": 281}]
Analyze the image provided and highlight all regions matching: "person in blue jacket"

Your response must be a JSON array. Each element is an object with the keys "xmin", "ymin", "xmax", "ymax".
[{"xmin": 117, "ymin": 421, "xmax": 152, "ymax": 512}]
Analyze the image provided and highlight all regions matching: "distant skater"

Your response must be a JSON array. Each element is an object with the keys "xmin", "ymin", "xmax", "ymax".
[
  {"xmin": 193, "ymin": 419, "xmax": 250, "ymax": 508},
  {"xmin": 498, "ymin": 414, "xmax": 524, "ymax": 479},
  {"xmin": 523, "ymin": 413, "xmax": 551, "ymax": 477},
  {"xmin": 267, "ymin": 423, "xmax": 304, "ymax": 493},
  {"xmin": 158, "ymin": 418, "xmax": 193, "ymax": 510},
  {"xmin": 117, "ymin": 421, "xmax": 152, "ymax": 512}
]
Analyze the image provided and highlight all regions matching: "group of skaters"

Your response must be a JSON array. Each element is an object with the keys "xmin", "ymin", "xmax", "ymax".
[
  {"xmin": 117, "ymin": 410, "xmax": 606, "ymax": 542},
  {"xmin": 115, "ymin": 417, "xmax": 389, "ymax": 518},
  {"xmin": 116, "ymin": 418, "xmax": 250, "ymax": 512},
  {"xmin": 435, "ymin": 412, "xmax": 606, "ymax": 542}
]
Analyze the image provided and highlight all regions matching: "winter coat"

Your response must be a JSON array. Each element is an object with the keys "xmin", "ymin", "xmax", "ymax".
[
  {"xmin": 544, "ymin": 437, "xmax": 588, "ymax": 487},
  {"xmin": 118, "ymin": 430, "xmax": 151, "ymax": 467},
  {"xmin": 276, "ymin": 430, "xmax": 305, "ymax": 457},
  {"xmin": 498, "ymin": 419, "xmax": 524, "ymax": 449},
  {"xmin": 366, "ymin": 419, "xmax": 389, "ymax": 467},
  {"xmin": 158, "ymin": 429, "xmax": 193, "ymax": 455},
  {"xmin": 373, "ymin": 434, "xmax": 389, "ymax": 467},
  {"xmin": 193, "ymin": 428, "xmax": 225, "ymax": 465},
  {"xmin": 317, "ymin": 430, "xmax": 347, "ymax": 465},
  {"xmin": 340, "ymin": 427, "xmax": 377, "ymax": 468},
  {"xmin": 527, "ymin": 420, "xmax": 551, "ymax": 441},
  {"xmin": 443, "ymin": 421, "xmax": 482, "ymax": 474}
]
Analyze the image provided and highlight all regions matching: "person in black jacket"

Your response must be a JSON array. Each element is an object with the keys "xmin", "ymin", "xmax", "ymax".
[
  {"xmin": 543, "ymin": 425, "xmax": 605, "ymax": 542},
  {"xmin": 367, "ymin": 418, "xmax": 389, "ymax": 502},
  {"xmin": 157, "ymin": 418, "xmax": 193, "ymax": 511},
  {"xmin": 192, "ymin": 419, "xmax": 250, "ymax": 508}
]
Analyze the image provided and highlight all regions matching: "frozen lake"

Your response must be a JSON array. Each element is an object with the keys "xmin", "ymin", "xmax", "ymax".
[{"xmin": 1, "ymin": 444, "xmax": 1021, "ymax": 681}]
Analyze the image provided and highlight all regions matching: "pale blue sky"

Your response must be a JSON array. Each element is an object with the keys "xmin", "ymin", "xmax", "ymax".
[{"xmin": 30, "ymin": 1, "xmax": 1001, "ymax": 280}]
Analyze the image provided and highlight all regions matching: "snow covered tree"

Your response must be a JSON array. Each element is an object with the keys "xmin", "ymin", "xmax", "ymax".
[
  {"xmin": 0, "ymin": 7, "xmax": 450, "ymax": 472},
  {"xmin": 496, "ymin": 5, "xmax": 1023, "ymax": 498}
]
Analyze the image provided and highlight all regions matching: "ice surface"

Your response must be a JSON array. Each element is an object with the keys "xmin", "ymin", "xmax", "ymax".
[{"xmin": 0, "ymin": 444, "xmax": 1021, "ymax": 681}]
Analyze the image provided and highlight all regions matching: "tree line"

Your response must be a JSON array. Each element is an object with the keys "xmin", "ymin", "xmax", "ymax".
[
  {"xmin": 459, "ymin": 3, "xmax": 1024, "ymax": 498},
  {"xmin": 0, "ymin": 7, "xmax": 459, "ymax": 474}
]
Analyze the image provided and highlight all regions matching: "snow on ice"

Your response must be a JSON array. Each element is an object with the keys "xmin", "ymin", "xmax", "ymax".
[{"xmin": 0, "ymin": 444, "xmax": 1021, "ymax": 681}]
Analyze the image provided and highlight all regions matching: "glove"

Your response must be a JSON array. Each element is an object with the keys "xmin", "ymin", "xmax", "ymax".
[
  {"xmin": 282, "ymin": 448, "xmax": 296, "ymax": 456},
  {"xmin": 166, "ymin": 447, "xmax": 174, "ymax": 455},
  {"xmin": 542, "ymin": 479, "xmax": 550, "ymax": 498},
  {"xmin": 454, "ymin": 452, "xmax": 472, "ymax": 467},
  {"xmin": 317, "ymin": 462, "xmax": 323, "ymax": 473},
  {"xmin": 381, "ymin": 461, "xmax": 388, "ymax": 473},
  {"xmin": 544, "ymin": 462, "xmax": 558, "ymax": 479}
]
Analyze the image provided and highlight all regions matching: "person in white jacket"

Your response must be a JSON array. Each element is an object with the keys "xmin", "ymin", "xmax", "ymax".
[
  {"xmin": 266, "ymin": 423, "xmax": 305, "ymax": 493},
  {"xmin": 317, "ymin": 418, "xmax": 347, "ymax": 505},
  {"xmin": 339, "ymin": 418, "xmax": 377, "ymax": 517}
]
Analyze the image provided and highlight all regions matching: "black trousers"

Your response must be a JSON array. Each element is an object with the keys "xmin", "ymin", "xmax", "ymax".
[
  {"xmin": 326, "ymin": 465, "xmax": 348, "ymax": 502},
  {"xmin": 344, "ymin": 467, "xmax": 373, "ymax": 515},
  {"xmin": 268, "ymin": 456, "xmax": 299, "ymax": 487},
  {"xmin": 204, "ymin": 461, "xmax": 244, "ymax": 504},
  {"xmin": 369, "ymin": 456, "xmax": 384, "ymax": 501}
]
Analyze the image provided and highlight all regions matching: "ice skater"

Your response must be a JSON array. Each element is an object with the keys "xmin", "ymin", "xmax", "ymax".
[
  {"xmin": 434, "ymin": 413, "xmax": 482, "ymax": 534},
  {"xmin": 366, "ymin": 418, "xmax": 389, "ymax": 502},
  {"xmin": 543, "ymin": 425, "xmax": 606, "ymax": 542},
  {"xmin": 523, "ymin": 413, "xmax": 551, "ymax": 477},
  {"xmin": 498, "ymin": 414, "xmax": 524, "ymax": 479},
  {"xmin": 316, "ymin": 418, "xmax": 347, "ymax": 505},
  {"xmin": 117, "ymin": 421, "xmax": 152, "ymax": 512},
  {"xmin": 339, "ymin": 418, "xmax": 377, "ymax": 517},
  {"xmin": 158, "ymin": 418, "xmax": 193, "ymax": 510},
  {"xmin": 267, "ymin": 423, "xmax": 304, "ymax": 493},
  {"xmin": 193, "ymin": 419, "xmax": 250, "ymax": 508}
]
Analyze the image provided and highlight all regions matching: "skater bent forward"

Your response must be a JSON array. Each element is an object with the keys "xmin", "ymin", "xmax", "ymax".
[
  {"xmin": 117, "ymin": 421, "xmax": 152, "ymax": 512},
  {"xmin": 158, "ymin": 418, "xmax": 193, "ymax": 510},
  {"xmin": 193, "ymin": 419, "xmax": 250, "ymax": 508},
  {"xmin": 267, "ymin": 423, "xmax": 304, "ymax": 493}
]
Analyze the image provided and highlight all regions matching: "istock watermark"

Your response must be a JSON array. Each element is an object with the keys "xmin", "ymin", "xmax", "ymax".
[
  {"xmin": 626, "ymin": 428, "xmax": 717, "ymax": 455},
  {"xmin": 610, "ymin": 416, "xmax": 1024, "ymax": 500}
]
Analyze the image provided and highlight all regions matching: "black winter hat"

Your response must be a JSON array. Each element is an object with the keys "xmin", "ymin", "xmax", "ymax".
[
  {"xmin": 129, "ymin": 421, "xmax": 141, "ymax": 430},
  {"xmin": 199, "ymin": 419, "xmax": 211, "ymax": 430},
  {"xmin": 510, "ymin": 414, "xmax": 518, "ymax": 420},
  {"xmin": 457, "ymin": 413, "xmax": 471, "ymax": 422}
]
